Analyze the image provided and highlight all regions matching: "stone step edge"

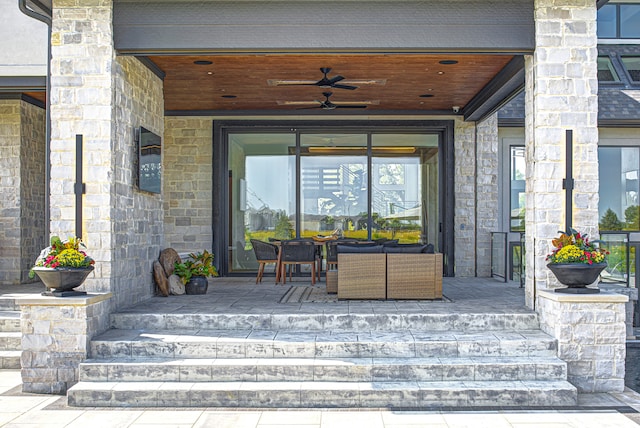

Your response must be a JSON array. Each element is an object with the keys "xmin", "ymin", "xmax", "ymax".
[
  {"xmin": 90, "ymin": 331, "xmax": 557, "ymax": 359},
  {"xmin": 67, "ymin": 380, "xmax": 578, "ymax": 408},
  {"xmin": 0, "ymin": 301, "xmax": 20, "ymax": 311},
  {"xmin": 91, "ymin": 328, "xmax": 553, "ymax": 341},
  {"xmin": 0, "ymin": 351, "xmax": 21, "ymax": 369},
  {"xmin": 109, "ymin": 312, "xmax": 540, "ymax": 331},
  {"xmin": 79, "ymin": 356, "xmax": 568, "ymax": 382}
]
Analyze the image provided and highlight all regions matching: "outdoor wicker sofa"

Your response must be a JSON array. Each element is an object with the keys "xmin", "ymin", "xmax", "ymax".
[{"xmin": 333, "ymin": 243, "xmax": 443, "ymax": 300}]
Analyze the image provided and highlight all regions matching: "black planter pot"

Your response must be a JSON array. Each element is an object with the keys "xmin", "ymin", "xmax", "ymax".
[
  {"xmin": 32, "ymin": 266, "xmax": 94, "ymax": 297},
  {"xmin": 185, "ymin": 275, "xmax": 209, "ymax": 295},
  {"xmin": 547, "ymin": 262, "xmax": 606, "ymax": 294}
]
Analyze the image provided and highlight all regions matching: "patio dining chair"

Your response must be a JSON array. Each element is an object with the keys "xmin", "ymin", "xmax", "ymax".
[
  {"xmin": 250, "ymin": 239, "xmax": 280, "ymax": 283},
  {"xmin": 278, "ymin": 239, "xmax": 320, "ymax": 285}
]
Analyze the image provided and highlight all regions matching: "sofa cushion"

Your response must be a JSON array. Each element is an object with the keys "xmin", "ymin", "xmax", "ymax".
[
  {"xmin": 383, "ymin": 244, "xmax": 428, "ymax": 253},
  {"xmin": 337, "ymin": 244, "xmax": 384, "ymax": 253}
]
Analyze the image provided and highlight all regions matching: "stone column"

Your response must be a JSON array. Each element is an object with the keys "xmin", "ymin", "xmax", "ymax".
[
  {"xmin": 537, "ymin": 290, "xmax": 627, "ymax": 393},
  {"xmin": 454, "ymin": 119, "xmax": 476, "ymax": 277},
  {"xmin": 49, "ymin": 0, "xmax": 116, "ymax": 292},
  {"xmin": 475, "ymin": 113, "xmax": 499, "ymax": 277},
  {"xmin": 20, "ymin": 293, "xmax": 112, "ymax": 394},
  {"xmin": 525, "ymin": 0, "xmax": 599, "ymax": 308},
  {"xmin": 49, "ymin": 1, "xmax": 164, "ymax": 308}
]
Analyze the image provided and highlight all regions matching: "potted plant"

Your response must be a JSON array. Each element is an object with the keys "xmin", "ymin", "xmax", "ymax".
[
  {"xmin": 29, "ymin": 236, "xmax": 95, "ymax": 296},
  {"xmin": 546, "ymin": 228, "xmax": 608, "ymax": 294},
  {"xmin": 174, "ymin": 250, "xmax": 219, "ymax": 294}
]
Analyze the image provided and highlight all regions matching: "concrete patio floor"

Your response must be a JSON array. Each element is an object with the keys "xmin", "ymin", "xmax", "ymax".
[{"xmin": 113, "ymin": 276, "xmax": 533, "ymax": 316}]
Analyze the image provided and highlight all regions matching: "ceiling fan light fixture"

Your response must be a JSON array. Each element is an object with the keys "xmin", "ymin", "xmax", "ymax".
[
  {"xmin": 439, "ymin": 60, "xmax": 458, "ymax": 65},
  {"xmin": 194, "ymin": 60, "xmax": 213, "ymax": 65}
]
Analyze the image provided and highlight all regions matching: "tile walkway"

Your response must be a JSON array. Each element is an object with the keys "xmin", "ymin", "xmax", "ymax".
[
  {"xmin": 2, "ymin": 278, "xmax": 640, "ymax": 426},
  {"xmin": 1, "ymin": 367, "xmax": 640, "ymax": 428}
]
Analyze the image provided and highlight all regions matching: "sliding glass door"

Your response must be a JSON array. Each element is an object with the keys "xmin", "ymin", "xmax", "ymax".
[
  {"xmin": 300, "ymin": 134, "xmax": 368, "ymax": 239},
  {"xmin": 223, "ymin": 125, "xmax": 446, "ymax": 274}
]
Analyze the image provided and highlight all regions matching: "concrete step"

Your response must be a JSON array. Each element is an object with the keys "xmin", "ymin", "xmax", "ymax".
[
  {"xmin": 0, "ymin": 298, "xmax": 19, "ymax": 311},
  {"xmin": 0, "ymin": 350, "xmax": 21, "ymax": 369},
  {"xmin": 90, "ymin": 329, "xmax": 558, "ymax": 360},
  {"xmin": 79, "ymin": 356, "xmax": 568, "ymax": 383},
  {"xmin": 0, "ymin": 311, "xmax": 21, "ymax": 332},
  {"xmin": 110, "ymin": 312, "xmax": 540, "ymax": 332},
  {"xmin": 67, "ymin": 379, "xmax": 577, "ymax": 408},
  {"xmin": 0, "ymin": 332, "xmax": 21, "ymax": 351}
]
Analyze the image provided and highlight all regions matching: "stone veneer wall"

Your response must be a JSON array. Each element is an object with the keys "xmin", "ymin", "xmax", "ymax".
[
  {"xmin": 454, "ymin": 119, "xmax": 476, "ymax": 277},
  {"xmin": 475, "ymin": 114, "xmax": 499, "ymax": 277},
  {"xmin": 110, "ymin": 56, "xmax": 164, "ymax": 309},
  {"xmin": 0, "ymin": 100, "xmax": 22, "ymax": 285},
  {"xmin": 163, "ymin": 117, "xmax": 214, "ymax": 254},
  {"xmin": 20, "ymin": 293, "xmax": 112, "ymax": 394},
  {"xmin": 0, "ymin": 100, "xmax": 46, "ymax": 285},
  {"xmin": 20, "ymin": 102, "xmax": 47, "ymax": 283},
  {"xmin": 537, "ymin": 290, "xmax": 627, "ymax": 393}
]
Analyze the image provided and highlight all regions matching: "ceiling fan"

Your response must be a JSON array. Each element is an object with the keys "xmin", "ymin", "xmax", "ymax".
[
  {"xmin": 277, "ymin": 92, "xmax": 380, "ymax": 110},
  {"xmin": 268, "ymin": 67, "xmax": 386, "ymax": 90}
]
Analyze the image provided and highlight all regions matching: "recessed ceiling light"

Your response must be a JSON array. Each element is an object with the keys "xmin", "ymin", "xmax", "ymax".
[
  {"xmin": 439, "ymin": 60, "xmax": 458, "ymax": 65},
  {"xmin": 419, "ymin": 94, "xmax": 434, "ymax": 98},
  {"xmin": 194, "ymin": 60, "xmax": 213, "ymax": 65},
  {"xmin": 221, "ymin": 95, "xmax": 237, "ymax": 99},
  {"xmin": 437, "ymin": 71, "xmax": 445, "ymax": 75}
]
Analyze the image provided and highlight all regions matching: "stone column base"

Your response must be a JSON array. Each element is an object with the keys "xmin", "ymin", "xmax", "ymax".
[
  {"xmin": 19, "ymin": 293, "xmax": 112, "ymax": 394},
  {"xmin": 537, "ymin": 289, "xmax": 627, "ymax": 393}
]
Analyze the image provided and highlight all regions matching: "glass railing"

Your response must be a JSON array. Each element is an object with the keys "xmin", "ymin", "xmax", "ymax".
[{"xmin": 599, "ymin": 231, "xmax": 631, "ymax": 287}]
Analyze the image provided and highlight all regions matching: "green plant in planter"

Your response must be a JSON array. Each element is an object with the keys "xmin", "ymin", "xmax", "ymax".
[{"xmin": 174, "ymin": 250, "xmax": 219, "ymax": 285}]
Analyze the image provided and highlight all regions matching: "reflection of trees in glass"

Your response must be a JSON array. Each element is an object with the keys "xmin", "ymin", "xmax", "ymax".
[
  {"xmin": 625, "ymin": 205, "xmax": 640, "ymax": 230},
  {"xmin": 600, "ymin": 208, "xmax": 623, "ymax": 230},
  {"xmin": 274, "ymin": 213, "xmax": 294, "ymax": 239},
  {"xmin": 600, "ymin": 206, "xmax": 640, "ymax": 231},
  {"xmin": 378, "ymin": 164, "xmax": 404, "ymax": 185}
]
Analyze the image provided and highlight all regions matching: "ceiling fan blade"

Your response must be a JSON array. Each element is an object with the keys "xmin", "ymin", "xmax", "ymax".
[
  {"xmin": 341, "ymin": 79, "xmax": 387, "ymax": 85},
  {"xmin": 332, "ymin": 100, "xmax": 380, "ymax": 106},
  {"xmin": 327, "ymin": 75, "xmax": 345, "ymax": 84},
  {"xmin": 331, "ymin": 83, "xmax": 358, "ymax": 90},
  {"xmin": 336, "ymin": 105, "xmax": 367, "ymax": 109},
  {"xmin": 268, "ymin": 79, "xmax": 318, "ymax": 86},
  {"xmin": 277, "ymin": 100, "xmax": 322, "ymax": 106}
]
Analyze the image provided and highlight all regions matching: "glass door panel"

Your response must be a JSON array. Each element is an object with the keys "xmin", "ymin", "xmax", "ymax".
[
  {"xmin": 371, "ymin": 134, "xmax": 439, "ymax": 248},
  {"xmin": 228, "ymin": 133, "xmax": 296, "ymax": 273},
  {"xmin": 300, "ymin": 134, "xmax": 368, "ymax": 239}
]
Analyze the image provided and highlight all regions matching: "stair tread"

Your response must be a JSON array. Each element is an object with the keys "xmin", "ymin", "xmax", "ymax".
[
  {"xmin": 70, "ymin": 379, "xmax": 576, "ymax": 390},
  {"xmin": 82, "ymin": 355, "xmax": 566, "ymax": 364},
  {"xmin": 93, "ymin": 329, "xmax": 554, "ymax": 341},
  {"xmin": 0, "ymin": 311, "xmax": 20, "ymax": 318},
  {"xmin": 0, "ymin": 350, "xmax": 21, "ymax": 356}
]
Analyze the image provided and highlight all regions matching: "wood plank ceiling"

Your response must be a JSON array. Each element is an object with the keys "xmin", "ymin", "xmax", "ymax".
[{"xmin": 148, "ymin": 53, "xmax": 515, "ymax": 113}]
